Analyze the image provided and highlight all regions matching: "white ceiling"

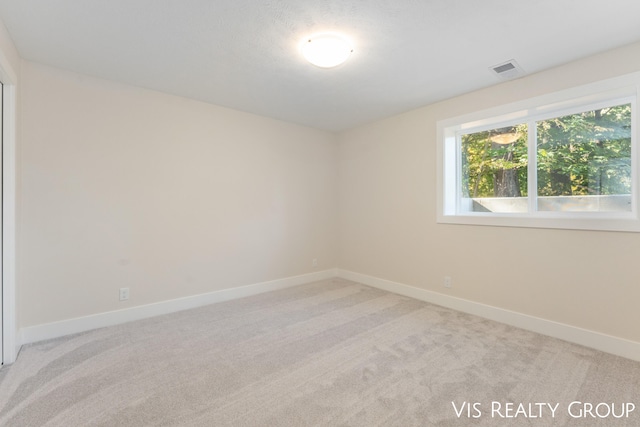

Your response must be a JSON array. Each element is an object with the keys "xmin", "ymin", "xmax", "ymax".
[{"xmin": 1, "ymin": 0, "xmax": 640, "ymax": 131}]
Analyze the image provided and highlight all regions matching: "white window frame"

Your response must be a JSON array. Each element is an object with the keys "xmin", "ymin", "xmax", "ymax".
[{"xmin": 437, "ymin": 72, "xmax": 640, "ymax": 232}]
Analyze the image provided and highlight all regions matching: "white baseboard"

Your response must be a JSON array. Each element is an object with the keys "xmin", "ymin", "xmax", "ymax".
[
  {"xmin": 336, "ymin": 269, "xmax": 640, "ymax": 362},
  {"xmin": 19, "ymin": 269, "xmax": 338, "ymax": 346},
  {"xmin": 18, "ymin": 268, "xmax": 640, "ymax": 362}
]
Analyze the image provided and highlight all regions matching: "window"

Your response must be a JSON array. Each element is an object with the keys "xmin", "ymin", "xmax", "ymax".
[{"xmin": 437, "ymin": 73, "xmax": 640, "ymax": 232}]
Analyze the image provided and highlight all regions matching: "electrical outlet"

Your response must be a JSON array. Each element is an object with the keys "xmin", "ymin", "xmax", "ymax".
[
  {"xmin": 312, "ymin": 258, "xmax": 318, "ymax": 267},
  {"xmin": 443, "ymin": 276, "xmax": 452, "ymax": 288},
  {"xmin": 119, "ymin": 287, "xmax": 130, "ymax": 301}
]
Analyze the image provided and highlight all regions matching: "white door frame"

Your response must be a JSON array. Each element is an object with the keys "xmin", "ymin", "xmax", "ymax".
[{"xmin": 0, "ymin": 48, "xmax": 17, "ymax": 365}]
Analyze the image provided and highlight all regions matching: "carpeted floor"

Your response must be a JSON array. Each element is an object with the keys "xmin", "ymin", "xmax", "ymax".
[{"xmin": 0, "ymin": 278, "xmax": 638, "ymax": 426}]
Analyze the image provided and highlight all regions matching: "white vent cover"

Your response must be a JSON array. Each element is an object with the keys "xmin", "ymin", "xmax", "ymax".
[{"xmin": 489, "ymin": 59, "xmax": 525, "ymax": 80}]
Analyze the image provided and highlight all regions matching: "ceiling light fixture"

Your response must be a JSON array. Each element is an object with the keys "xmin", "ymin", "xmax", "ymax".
[{"xmin": 301, "ymin": 34, "xmax": 353, "ymax": 68}]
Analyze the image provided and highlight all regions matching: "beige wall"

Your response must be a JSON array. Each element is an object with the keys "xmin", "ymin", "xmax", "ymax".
[
  {"xmin": 20, "ymin": 62, "xmax": 337, "ymax": 327},
  {"xmin": 13, "ymin": 30, "xmax": 640, "ymax": 345},
  {"xmin": 0, "ymin": 18, "xmax": 19, "ymax": 77},
  {"xmin": 337, "ymin": 41, "xmax": 640, "ymax": 343}
]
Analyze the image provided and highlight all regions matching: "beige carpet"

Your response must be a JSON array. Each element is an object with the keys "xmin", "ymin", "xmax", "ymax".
[{"xmin": 0, "ymin": 278, "xmax": 638, "ymax": 426}]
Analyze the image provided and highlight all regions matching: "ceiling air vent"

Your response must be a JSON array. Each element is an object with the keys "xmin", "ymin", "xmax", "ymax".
[{"xmin": 489, "ymin": 59, "xmax": 525, "ymax": 81}]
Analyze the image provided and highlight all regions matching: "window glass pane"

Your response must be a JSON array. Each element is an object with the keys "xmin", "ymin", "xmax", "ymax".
[
  {"xmin": 536, "ymin": 104, "xmax": 632, "ymax": 212},
  {"xmin": 461, "ymin": 125, "xmax": 528, "ymax": 213}
]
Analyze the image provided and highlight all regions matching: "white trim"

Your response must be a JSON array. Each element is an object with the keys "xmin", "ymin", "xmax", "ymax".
[
  {"xmin": 336, "ymin": 269, "xmax": 640, "ymax": 362},
  {"xmin": 2, "ymin": 84, "xmax": 17, "ymax": 365},
  {"xmin": 19, "ymin": 269, "xmax": 338, "ymax": 345},
  {"xmin": 0, "ymin": 49, "xmax": 18, "ymax": 365},
  {"xmin": 17, "ymin": 268, "xmax": 640, "ymax": 362}
]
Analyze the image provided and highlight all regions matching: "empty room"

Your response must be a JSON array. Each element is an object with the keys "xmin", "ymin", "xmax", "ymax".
[{"xmin": 0, "ymin": 1, "xmax": 639, "ymax": 426}]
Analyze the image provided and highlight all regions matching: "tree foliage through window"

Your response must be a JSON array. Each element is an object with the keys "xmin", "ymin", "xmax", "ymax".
[{"xmin": 461, "ymin": 103, "xmax": 631, "ymax": 199}]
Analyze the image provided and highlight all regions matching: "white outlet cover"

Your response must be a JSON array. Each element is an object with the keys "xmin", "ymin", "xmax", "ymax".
[{"xmin": 444, "ymin": 277, "xmax": 452, "ymax": 288}]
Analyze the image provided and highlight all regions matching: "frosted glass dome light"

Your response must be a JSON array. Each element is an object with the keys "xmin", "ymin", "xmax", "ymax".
[{"xmin": 301, "ymin": 34, "xmax": 353, "ymax": 68}]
